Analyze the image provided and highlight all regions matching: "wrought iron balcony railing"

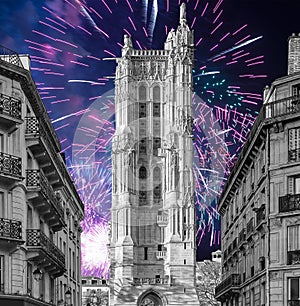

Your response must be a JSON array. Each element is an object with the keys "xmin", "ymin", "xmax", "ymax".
[
  {"xmin": 27, "ymin": 229, "xmax": 65, "ymax": 266},
  {"xmin": 26, "ymin": 169, "xmax": 64, "ymax": 220},
  {"xmin": 0, "ymin": 45, "xmax": 24, "ymax": 68},
  {"xmin": 133, "ymin": 277, "xmax": 169, "ymax": 286},
  {"xmin": 279, "ymin": 194, "xmax": 300, "ymax": 213},
  {"xmin": 287, "ymin": 250, "xmax": 300, "ymax": 265},
  {"xmin": 288, "ymin": 148, "xmax": 300, "ymax": 162},
  {"xmin": 0, "ymin": 217, "xmax": 22, "ymax": 240},
  {"xmin": 0, "ymin": 152, "xmax": 22, "ymax": 178},
  {"xmin": 265, "ymin": 95, "xmax": 300, "ymax": 118},
  {"xmin": 0, "ymin": 93, "xmax": 22, "ymax": 121},
  {"xmin": 215, "ymin": 274, "xmax": 240, "ymax": 297}
]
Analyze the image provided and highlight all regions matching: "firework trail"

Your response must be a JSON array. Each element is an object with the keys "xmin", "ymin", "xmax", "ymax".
[{"xmin": 25, "ymin": 0, "xmax": 266, "ymax": 277}]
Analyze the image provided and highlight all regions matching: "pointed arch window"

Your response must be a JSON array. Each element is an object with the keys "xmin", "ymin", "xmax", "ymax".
[
  {"xmin": 139, "ymin": 166, "xmax": 147, "ymax": 179},
  {"xmin": 153, "ymin": 167, "xmax": 162, "ymax": 204},
  {"xmin": 139, "ymin": 139, "xmax": 147, "ymax": 154},
  {"xmin": 153, "ymin": 86, "xmax": 160, "ymax": 101},
  {"xmin": 139, "ymin": 103, "xmax": 146, "ymax": 118},
  {"xmin": 139, "ymin": 85, "xmax": 147, "ymax": 101},
  {"xmin": 153, "ymin": 137, "xmax": 161, "ymax": 155}
]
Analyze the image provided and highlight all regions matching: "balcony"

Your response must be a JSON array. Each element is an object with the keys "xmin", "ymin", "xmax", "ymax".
[
  {"xmin": 26, "ymin": 170, "xmax": 65, "ymax": 231},
  {"xmin": 26, "ymin": 229, "xmax": 65, "ymax": 277},
  {"xmin": 156, "ymin": 251, "xmax": 167, "ymax": 260},
  {"xmin": 0, "ymin": 152, "xmax": 22, "ymax": 184},
  {"xmin": 0, "ymin": 93, "xmax": 22, "ymax": 129},
  {"xmin": 279, "ymin": 194, "xmax": 300, "ymax": 213},
  {"xmin": 288, "ymin": 148, "xmax": 300, "ymax": 162},
  {"xmin": 287, "ymin": 250, "xmax": 300, "ymax": 265},
  {"xmin": 133, "ymin": 277, "xmax": 170, "ymax": 286},
  {"xmin": 25, "ymin": 117, "xmax": 63, "ymax": 186},
  {"xmin": 157, "ymin": 215, "xmax": 168, "ymax": 227},
  {"xmin": 0, "ymin": 217, "xmax": 23, "ymax": 249},
  {"xmin": 0, "ymin": 45, "xmax": 24, "ymax": 68},
  {"xmin": 215, "ymin": 274, "xmax": 240, "ymax": 300}
]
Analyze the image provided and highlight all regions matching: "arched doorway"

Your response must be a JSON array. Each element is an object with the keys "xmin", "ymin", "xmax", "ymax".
[{"xmin": 139, "ymin": 292, "xmax": 163, "ymax": 306}]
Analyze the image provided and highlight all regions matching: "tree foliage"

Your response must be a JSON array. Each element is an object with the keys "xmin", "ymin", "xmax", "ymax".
[{"xmin": 196, "ymin": 261, "xmax": 221, "ymax": 306}]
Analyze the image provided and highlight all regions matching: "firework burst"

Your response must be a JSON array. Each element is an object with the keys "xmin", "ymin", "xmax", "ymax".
[{"xmin": 25, "ymin": 0, "xmax": 266, "ymax": 277}]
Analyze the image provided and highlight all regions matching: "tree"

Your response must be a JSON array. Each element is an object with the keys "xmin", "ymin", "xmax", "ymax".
[{"xmin": 196, "ymin": 260, "xmax": 221, "ymax": 306}]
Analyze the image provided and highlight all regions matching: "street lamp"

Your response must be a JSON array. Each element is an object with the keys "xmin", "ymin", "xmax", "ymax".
[{"xmin": 33, "ymin": 268, "xmax": 43, "ymax": 281}]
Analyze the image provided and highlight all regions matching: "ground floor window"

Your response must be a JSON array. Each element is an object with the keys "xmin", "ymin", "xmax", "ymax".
[{"xmin": 289, "ymin": 277, "xmax": 300, "ymax": 304}]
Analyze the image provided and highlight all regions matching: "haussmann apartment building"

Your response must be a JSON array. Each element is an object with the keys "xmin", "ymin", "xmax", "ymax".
[
  {"xmin": 215, "ymin": 34, "xmax": 300, "ymax": 306},
  {"xmin": 0, "ymin": 46, "xmax": 84, "ymax": 306}
]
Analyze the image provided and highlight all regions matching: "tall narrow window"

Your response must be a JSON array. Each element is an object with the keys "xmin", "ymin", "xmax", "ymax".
[
  {"xmin": 69, "ymin": 247, "xmax": 72, "ymax": 276},
  {"xmin": 139, "ymin": 85, "xmax": 146, "ymax": 101},
  {"xmin": 125, "ymin": 209, "xmax": 129, "ymax": 236},
  {"xmin": 153, "ymin": 167, "xmax": 162, "ymax": 204},
  {"xmin": 0, "ymin": 256, "xmax": 4, "ymax": 293},
  {"xmin": 153, "ymin": 137, "xmax": 161, "ymax": 156},
  {"xmin": 39, "ymin": 219, "xmax": 44, "ymax": 233},
  {"xmin": 0, "ymin": 192, "xmax": 4, "ymax": 218},
  {"xmin": 153, "ymin": 103, "xmax": 160, "ymax": 117},
  {"xmin": 0, "ymin": 134, "xmax": 3, "ymax": 152},
  {"xmin": 289, "ymin": 127, "xmax": 300, "ymax": 162},
  {"xmin": 72, "ymin": 251, "xmax": 75, "ymax": 279},
  {"xmin": 144, "ymin": 247, "xmax": 148, "ymax": 260},
  {"xmin": 27, "ymin": 262, "xmax": 33, "ymax": 294},
  {"xmin": 139, "ymin": 166, "xmax": 147, "ymax": 179},
  {"xmin": 261, "ymin": 282, "xmax": 266, "ymax": 305},
  {"xmin": 289, "ymin": 278, "xmax": 300, "ymax": 304},
  {"xmin": 139, "ymin": 103, "xmax": 146, "ymax": 118},
  {"xmin": 50, "ymin": 277, "xmax": 54, "ymax": 302},
  {"xmin": 139, "ymin": 139, "xmax": 147, "ymax": 154},
  {"xmin": 288, "ymin": 176, "xmax": 300, "ymax": 194},
  {"xmin": 288, "ymin": 225, "xmax": 300, "ymax": 264},
  {"xmin": 139, "ymin": 166, "xmax": 147, "ymax": 205},
  {"xmin": 292, "ymin": 84, "xmax": 300, "ymax": 97},
  {"xmin": 153, "ymin": 86, "xmax": 160, "ymax": 101}
]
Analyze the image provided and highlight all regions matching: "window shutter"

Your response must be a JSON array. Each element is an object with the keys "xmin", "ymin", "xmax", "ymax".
[
  {"xmin": 288, "ymin": 176, "xmax": 294, "ymax": 195},
  {"xmin": 289, "ymin": 128, "xmax": 300, "ymax": 151},
  {"xmin": 288, "ymin": 225, "xmax": 300, "ymax": 251}
]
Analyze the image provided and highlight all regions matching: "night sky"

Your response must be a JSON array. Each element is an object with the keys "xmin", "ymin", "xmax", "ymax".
[{"xmin": 1, "ymin": 0, "xmax": 299, "ymax": 277}]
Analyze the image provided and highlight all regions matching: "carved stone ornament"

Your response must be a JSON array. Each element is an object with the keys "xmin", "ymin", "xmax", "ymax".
[{"xmin": 270, "ymin": 218, "xmax": 282, "ymax": 229}]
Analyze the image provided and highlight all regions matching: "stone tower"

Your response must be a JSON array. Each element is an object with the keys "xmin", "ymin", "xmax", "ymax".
[{"xmin": 109, "ymin": 4, "xmax": 199, "ymax": 305}]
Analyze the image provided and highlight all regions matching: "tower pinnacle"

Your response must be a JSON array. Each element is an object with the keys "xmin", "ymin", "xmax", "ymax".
[{"xmin": 180, "ymin": 3, "xmax": 187, "ymax": 25}]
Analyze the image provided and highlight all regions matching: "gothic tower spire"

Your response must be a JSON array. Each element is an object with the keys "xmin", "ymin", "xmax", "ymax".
[{"xmin": 109, "ymin": 5, "xmax": 199, "ymax": 305}]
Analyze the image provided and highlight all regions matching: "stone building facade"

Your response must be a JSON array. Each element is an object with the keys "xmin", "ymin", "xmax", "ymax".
[
  {"xmin": 216, "ymin": 34, "xmax": 300, "ymax": 306},
  {"xmin": 0, "ymin": 47, "xmax": 84, "ymax": 305},
  {"xmin": 109, "ymin": 4, "xmax": 199, "ymax": 306}
]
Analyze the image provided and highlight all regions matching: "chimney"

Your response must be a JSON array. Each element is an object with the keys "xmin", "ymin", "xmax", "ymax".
[{"xmin": 288, "ymin": 33, "xmax": 300, "ymax": 75}]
